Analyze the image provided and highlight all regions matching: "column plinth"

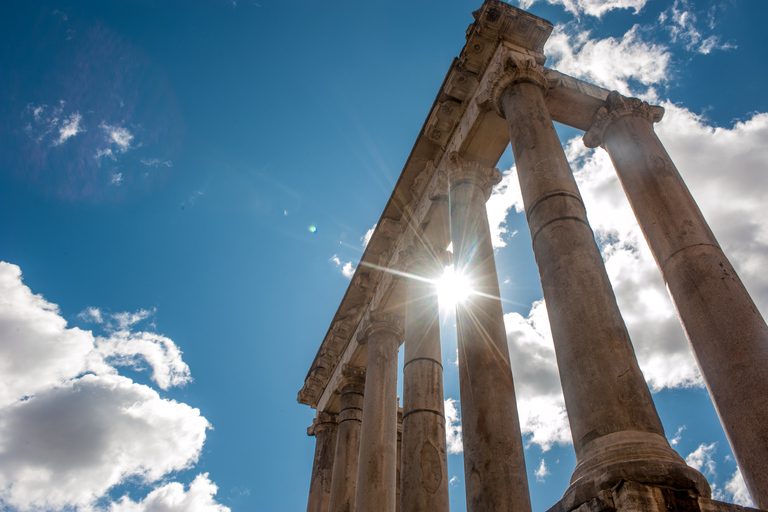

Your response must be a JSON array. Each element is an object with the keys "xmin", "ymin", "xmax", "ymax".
[
  {"xmin": 447, "ymin": 152, "xmax": 532, "ymax": 512},
  {"xmin": 488, "ymin": 53, "xmax": 708, "ymax": 510},
  {"xmin": 354, "ymin": 312, "xmax": 403, "ymax": 512},
  {"xmin": 307, "ymin": 412, "xmax": 338, "ymax": 512},
  {"xmin": 585, "ymin": 91, "xmax": 768, "ymax": 509},
  {"xmin": 328, "ymin": 365, "xmax": 365, "ymax": 512},
  {"xmin": 399, "ymin": 244, "xmax": 450, "ymax": 512}
]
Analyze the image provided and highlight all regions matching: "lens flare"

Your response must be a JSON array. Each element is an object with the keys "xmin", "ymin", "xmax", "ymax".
[{"xmin": 436, "ymin": 264, "xmax": 473, "ymax": 310}]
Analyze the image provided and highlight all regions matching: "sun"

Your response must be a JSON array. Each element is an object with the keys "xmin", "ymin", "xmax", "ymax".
[{"xmin": 435, "ymin": 264, "xmax": 473, "ymax": 311}]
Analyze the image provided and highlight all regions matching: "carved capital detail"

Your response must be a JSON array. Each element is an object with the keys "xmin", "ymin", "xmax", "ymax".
[
  {"xmin": 445, "ymin": 152, "xmax": 502, "ymax": 201},
  {"xmin": 337, "ymin": 364, "xmax": 366, "ymax": 394},
  {"xmin": 398, "ymin": 242, "xmax": 448, "ymax": 277},
  {"xmin": 583, "ymin": 91, "xmax": 665, "ymax": 148},
  {"xmin": 356, "ymin": 311, "xmax": 404, "ymax": 345},
  {"xmin": 477, "ymin": 50, "xmax": 550, "ymax": 117},
  {"xmin": 307, "ymin": 411, "xmax": 338, "ymax": 436}
]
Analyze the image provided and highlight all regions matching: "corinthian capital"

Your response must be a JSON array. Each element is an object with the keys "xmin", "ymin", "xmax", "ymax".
[
  {"xmin": 477, "ymin": 48, "xmax": 550, "ymax": 118},
  {"xmin": 445, "ymin": 152, "xmax": 502, "ymax": 201},
  {"xmin": 356, "ymin": 311, "xmax": 404, "ymax": 346},
  {"xmin": 583, "ymin": 91, "xmax": 665, "ymax": 148}
]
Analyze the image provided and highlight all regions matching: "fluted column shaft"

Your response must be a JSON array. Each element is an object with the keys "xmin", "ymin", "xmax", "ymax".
[
  {"xmin": 400, "ymin": 246, "xmax": 450, "ymax": 512},
  {"xmin": 307, "ymin": 412, "xmax": 338, "ymax": 512},
  {"xmin": 328, "ymin": 366, "xmax": 365, "ymax": 512},
  {"xmin": 355, "ymin": 313, "xmax": 403, "ymax": 512},
  {"xmin": 585, "ymin": 91, "xmax": 768, "ymax": 509},
  {"xmin": 447, "ymin": 152, "xmax": 531, "ymax": 512},
  {"xmin": 493, "ymin": 55, "xmax": 708, "ymax": 509}
]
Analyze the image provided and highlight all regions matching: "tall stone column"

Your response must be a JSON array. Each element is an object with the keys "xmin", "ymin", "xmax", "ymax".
[
  {"xmin": 307, "ymin": 412, "xmax": 338, "ymax": 512},
  {"xmin": 354, "ymin": 312, "xmax": 403, "ymax": 512},
  {"xmin": 328, "ymin": 365, "xmax": 365, "ymax": 512},
  {"xmin": 399, "ymin": 244, "xmax": 450, "ymax": 512},
  {"xmin": 484, "ymin": 52, "xmax": 709, "ymax": 509},
  {"xmin": 446, "ymin": 152, "xmax": 532, "ymax": 512},
  {"xmin": 584, "ymin": 91, "xmax": 768, "ymax": 509},
  {"xmin": 396, "ymin": 406, "xmax": 403, "ymax": 512}
]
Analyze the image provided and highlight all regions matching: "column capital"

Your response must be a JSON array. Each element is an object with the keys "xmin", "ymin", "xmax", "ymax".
[
  {"xmin": 356, "ymin": 311, "xmax": 404, "ymax": 346},
  {"xmin": 336, "ymin": 364, "xmax": 366, "ymax": 394},
  {"xmin": 477, "ymin": 49, "xmax": 550, "ymax": 118},
  {"xmin": 583, "ymin": 91, "xmax": 665, "ymax": 148},
  {"xmin": 307, "ymin": 411, "xmax": 338, "ymax": 436},
  {"xmin": 398, "ymin": 242, "xmax": 449, "ymax": 276},
  {"xmin": 444, "ymin": 152, "xmax": 502, "ymax": 201}
]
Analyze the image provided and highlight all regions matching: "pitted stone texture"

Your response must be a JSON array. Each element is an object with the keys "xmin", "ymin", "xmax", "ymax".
[
  {"xmin": 592, "ymin": 93, "xmax": 768, "ymax": 509},
  {"xmin": 307, "ymin": 413, "xmax": 338, "ymax": 512},
  {"xmin": 583, "ymin": 91, "xmax": 664, "ymax": 148},
  {"xmin": 328, "ymin": 366, "xmax": 365, "ymax": 512}
]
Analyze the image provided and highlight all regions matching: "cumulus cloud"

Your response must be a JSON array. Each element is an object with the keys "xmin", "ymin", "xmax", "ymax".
[
  {"xmin": 101, "ymin": 123, "xmax": 134, "ymax": 152},
  {"xmin": 330, "ymin": 254, "xmax": 356, "ymax": 279},
  {"xmin": 517, "ymin": 0, "xmax": 648, "ymax": 18},
  {"xmin": 0, "ymin": 262, "xmax": 225, "ymax": 511},
  {"xmin": 546, "ymin": 24, "xmax": 670, "ymax": 97},
  {"xmin": 361, "ymin": 223, "xmax": 377, "ymax": 248},
  {"xmin": 444, "ymin": 398, "xmax": 463, "ymax": 455},
  {"xmin": 685, "ymin": 442, "xmax": 718, "ymax": 478},
  {"xmin": 23, "ymin": 101, "xmax": 84, "ymax": 146},
  {"xmin": 725, "ymin": 468, "xmax": 753, "ymax": 507},
  {"xmin": 534, "ymin": 458, "xmax": 550, "ymax": 482},
  {"xmin": 486, "ymin": 166, "xmax": 523, "ymax": 249},
  {"xmin": 109, "ymin": 473, "xmax": 229, "ymax": 512},
  {"xmin": 55, "ymin": 112, "xmax": 84, "ymax": 145}
]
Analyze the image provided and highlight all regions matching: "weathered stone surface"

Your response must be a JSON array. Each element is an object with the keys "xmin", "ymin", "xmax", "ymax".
[
  {"xmin": 588, "ymin": 91, "xmax": 768, "ymax": 510},
  {"xmin": 448, "ymin": 152, "xmax": 531, "ymax": 512},
  {"xmin": 328, "ymin": 366, "xmax": 365, "ymax": 512},
  {"xmin": 306, "ymin": 412, "xmax": 338, "ymax": 512}
]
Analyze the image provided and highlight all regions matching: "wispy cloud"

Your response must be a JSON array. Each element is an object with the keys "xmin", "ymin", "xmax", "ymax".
[
  {"xmin": 517, "ymin": 0, "xmax": 648, "ymax": 18},
  {"xmin": 55, "ymin": 112, "xmax": 84, "ymax": 145},
  {"xmin": 111, "ymin": 172, "xmax": 124, "ymax": 186},
  {"xmin": 330, "ymin": 254, "xmax": 355, "ymax": 279},
  {"xmin": 141, "ymin": 158, "xmax": 173, "ymax": 168},
  {"xmin": 669, "ymin": 425, "xmax": 687, "ymax": 446},
  {"xmin": 535, "ymin": 458, "xmax": 550, "ymax": 482},
  {"xmin": 659, "ymin": 0, "xmax": 735, "ymax": 54},
  {"xmin": 361, "ymin": 223, "xmax": 377, "ymax": 248},
  {"xmin": 101, "ymin": 122, "xmax": 134, "ymax": 152}
]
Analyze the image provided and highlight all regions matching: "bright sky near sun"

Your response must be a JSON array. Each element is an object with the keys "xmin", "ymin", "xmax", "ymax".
[{"xmin": 1, "ymin": 0, "xmax": 767, "ymax": 511}]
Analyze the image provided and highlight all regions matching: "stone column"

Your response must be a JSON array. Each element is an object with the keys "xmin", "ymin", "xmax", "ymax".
[
  {"xmin": 354, "ymin": 312, "xmax": 403, "ymax": 512},
  {"xmin": 328, "ymin": 365, "xmax": 365, "ymax": 512},
  {"xmin": 484, "ymin": 52, "xmax": 709, "ymax": 509},
  {"xmin": 584, "ymin": 91, "xmax": 768, "ymax": 509},
  {"xmin": 446, "ymin": 152, "xmax": 532, "ymax": 512},
  {"xmin": 307, "ymin": 412, "xmax": 338, "ymax": 512},
  {"xmin": 396, "ymin": 406, "xmax": 403, "ymax": 512},
  {"xmin": 399, "ymin": 244, "xmax": 450, "ymax": 512}
]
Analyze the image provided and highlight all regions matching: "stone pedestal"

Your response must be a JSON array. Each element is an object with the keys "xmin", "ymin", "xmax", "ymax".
[
  {"xmin": 447, "ymin": 151, "xmax": 532, "ymax": 512},
  {"xmin": 307, "ymin": 412, "xmax": 338, "ymax": 512},
  {"xmin": 399, "ymin": 244, "xmax": 450, "ymax": 512},
  {"xmin": 354, "ymin": 313, "xmax": 403, "ymax": 512},
  {"xmin": 550, "ymin": 480, "xmax": 764, "ymax": 512},
  {"xmin": 328, "ymin": 366, "xmax": 365, "ymax": 512},
  {"xmin": 585, "ymin": 91, "xmax": 768, "ymax": 510},
  {"xmin": 489, "ymin": 52, "xmax": 707, "ymax": 508}
]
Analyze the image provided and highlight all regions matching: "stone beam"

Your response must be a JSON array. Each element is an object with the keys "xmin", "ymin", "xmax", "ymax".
[{"xmin": 298, "ymin": 0, "xmax": 611, "ymax": 413}]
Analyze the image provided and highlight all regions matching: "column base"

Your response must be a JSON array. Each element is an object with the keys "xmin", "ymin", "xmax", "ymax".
[
  {"xmin": 547, "ymin": 480, "xmax": 763, "ymax": 512},
  {"xmin": 553, "ymin": 431, "xmax": 711, "ymax": 512}
]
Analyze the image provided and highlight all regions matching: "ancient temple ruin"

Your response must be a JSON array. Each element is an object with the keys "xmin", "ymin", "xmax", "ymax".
[{"xmin": 297, "ymin": 1, "xmax": 768, "ymax": 511}]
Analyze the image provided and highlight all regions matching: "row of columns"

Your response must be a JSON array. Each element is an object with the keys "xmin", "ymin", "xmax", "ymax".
[{"xmin": 306, "ymin": 50, "xmax": 768, "ymax": 511}]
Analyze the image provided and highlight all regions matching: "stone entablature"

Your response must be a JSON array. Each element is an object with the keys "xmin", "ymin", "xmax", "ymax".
[{"xmin": 297, "ymin": 0, "xmax": 615, "ymax": 414}]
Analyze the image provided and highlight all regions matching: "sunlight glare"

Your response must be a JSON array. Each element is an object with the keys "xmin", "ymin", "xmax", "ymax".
[{"xmin": 436, "ymin": 264, "xmax": 473, "ymax": 310}]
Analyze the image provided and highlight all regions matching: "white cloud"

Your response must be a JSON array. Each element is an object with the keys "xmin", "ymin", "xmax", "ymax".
[
  {"xmin": 449, "ymin": 475, "xmax": 459, "ymax": 486},
  {"xmin": 725, "ymin": 468, "xmax": 753, "ymax": 507},
  {"xmin": 517, "ymin": 0, "xmax": 648, "ymax": 18},
  {"xmin": 361, "ymin": 223, "xmax": 377, "ymax": 248},
  {"xmin": 444, "ymin": 398, "xmax": 463, "ymax": 455},
  {"xmin": 55, "ymin": 112, "xmax": 84, "ymax": 145},
  {"xmin": 669, "ymin": 425, "xmax": 686, "ymax": 446},
  {"xmin": 111, "ymin": 172, "xmax": 124, "ymax": 186},
  {"xmin": 685, "ymin": 442, "xmax": 717, "ymax": 478},
  {"xmin": 535, "ymin": 458, "xmax": 550, "ymax": 482},
  {"xmin": 101, "ymin": 123, "xmax": 134, "ymax": 152},
  {"xmin": 546, "ymin": 24, "xmax": 670, "ymax": 97},
  {"xmin": 486, "ymin": 166, "xmax": 523, "ymax": 249},
  {"xmin": 330, "ymin": 254, "xmax": 356, "ymax": 279},
  {"xmin": 140, "ymin": 158, "xmax": 173, "ymax": 168},
  {"xmin": 0, "ymin": 262, "xmax": 225, "ymax": 511},
  {"xmin": 110, "ymin": 473, "xmax": 230, "ymax": 512},
  {"xmin": 659, "ymin": 0, "xmax": 735, "ymax": 54}
]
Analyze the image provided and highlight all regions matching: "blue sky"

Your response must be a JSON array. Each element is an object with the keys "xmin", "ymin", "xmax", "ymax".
[{"xmin": 1, "ymin": 0, "xmax": 767, "ymax": 510}]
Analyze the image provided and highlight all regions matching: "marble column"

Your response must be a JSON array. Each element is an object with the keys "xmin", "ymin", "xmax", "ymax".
[
  {"xmin": 584, "ymin": 91, "xmax": 768, "ymax": 509},
  {"xmin": 396, "ymin": 406, "xmax": 403, "ymax": 512},
  {"xmin": 354, "ymin": 312, "xmax": 403, "ymax": 512},
  {"xmin": 446, "ymin": 152, "xmax": 531, "ymax": 512},
  {"xmin": 328, "ymin": 365, "xmax": 365, "ymax": 512},
  {"xmin": 399, "ymin": 244, "xmax": 450, "ymax": 512},
  {"xmin": 485, "ymin": 52, "xmax": 709, "ymax": 509},
  {"xmin": 307, "ymin": 412, "xmax": 338, "ymax": 512}
]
